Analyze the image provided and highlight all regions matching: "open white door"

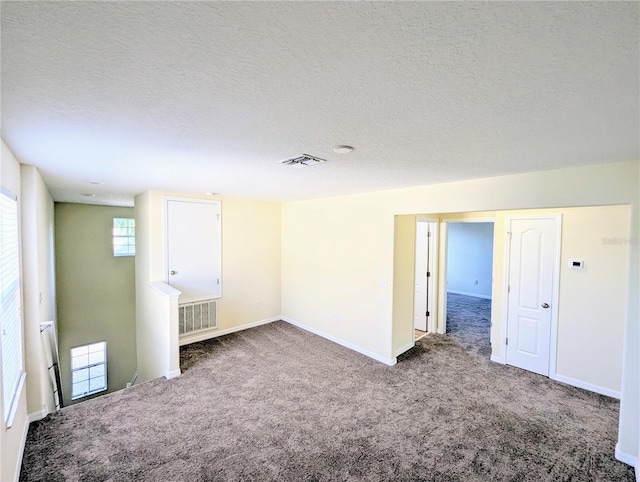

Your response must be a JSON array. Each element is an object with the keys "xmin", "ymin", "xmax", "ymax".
[
  {"xmin": 414, "ymin": 220, "xmax": 438, "ymax": 332},
  {"xmin": 414, "ymin": 222, "xmax": 428, "ymax": 331},
  {"xmin": 505, "ymin": 216, "xmax": 560, "ymax": 376}
]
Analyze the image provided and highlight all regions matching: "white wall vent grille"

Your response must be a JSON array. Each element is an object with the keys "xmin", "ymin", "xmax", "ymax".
[
  {"xmin": 179, "ymin": 300, "xmax": 217, "ymax": 336},
  {"xmin": 279, "ymin": 154, "xmax": 327, "ymax": 168}
]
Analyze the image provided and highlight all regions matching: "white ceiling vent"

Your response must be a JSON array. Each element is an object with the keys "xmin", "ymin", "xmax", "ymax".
[{"xmin": 279, "ymin": 154, "xmax": 327, "ymax": 168}]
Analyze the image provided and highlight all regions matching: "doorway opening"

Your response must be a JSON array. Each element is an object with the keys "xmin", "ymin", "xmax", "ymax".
[
  {"xmin": 392, "ymin": 212, "xmax": 497, "ymax": 360},
  {"xmin": 394, "ymin": 206, "xmax": 629, "ymax": 400},
  {"xmin": 444, "ymin": 221, "xmax": 494, "ymax": 357}
]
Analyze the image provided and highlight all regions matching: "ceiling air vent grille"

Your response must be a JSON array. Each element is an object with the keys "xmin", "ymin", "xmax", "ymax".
[{"xmin": 279, "ymin": 154, "xmax": 327, "ymax": 168}]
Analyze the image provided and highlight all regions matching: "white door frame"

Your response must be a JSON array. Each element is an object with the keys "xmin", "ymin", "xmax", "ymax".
[
  {"xmin": 501, "ymin": 214, "xmax": 562, "ymax": 378},
  {"xmin": 436, "ymin": 222, "xmax": 448, "ymax": 334},
  {"xmin": 426, "ymin": 221, "xmax": 438, "ymax": 334},
  {"xmin": 438, "ymin": 217, "xmax": 496, "ymax": 334}
]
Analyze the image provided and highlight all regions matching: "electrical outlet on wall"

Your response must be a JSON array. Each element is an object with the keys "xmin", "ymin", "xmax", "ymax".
[
  {"xmin": 333, "ymin": 314, "xmax": 342, "ymax": 324},
  {"xmin": 474, "ymin": 280, "xmax": 479, "ymax": 285}
]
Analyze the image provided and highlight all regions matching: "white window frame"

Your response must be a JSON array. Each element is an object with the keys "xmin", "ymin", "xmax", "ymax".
[
  {"xmin": 1, "ymin": 185, "xmax": 25, "ymax": 426},
  {"xmin": 113, "ymin": 217, "xmax": 135, "ymax": 257},
  {"xmin": 70, "ymin": 341, "xmax": 107, "ymax": 400}
]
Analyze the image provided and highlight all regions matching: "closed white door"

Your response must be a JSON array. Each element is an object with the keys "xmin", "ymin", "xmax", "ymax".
[
  {"xmin": 506, "ymin": 217, "xmax": 560, "ymax": 376},
  {"xmin": 166, "ymin": 199, "xmax": 221, "ymax": 303},
  {"xmin": 414, "ymin": 222, "xmax": 428, "ymax": 331}
]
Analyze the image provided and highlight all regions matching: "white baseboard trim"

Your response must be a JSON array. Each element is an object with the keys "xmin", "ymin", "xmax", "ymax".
[
  {"xmin": 178, "ymin": 316, "xmax": 280, "ymax": 346},
  {"xmin": 282, "ymin": 316, "xmax": 397, "ymax": 366},
  {"xmin": 28, "ymin": 406, "xmax": 49, "ymax": 423},
  {"xmin": 165, "ymin": 369, "xmax": 181, "ymax": 380},
  {"xmin": 15, "ymin": 412, "xmax": 29, "ymax": 482},
  {"xmin": 394, "ymin": 341, "xmax": 415, "ymax": 358},
  {"xmin": 553, "ymin": 374, "xmax": 621, "ymax": 399},
  {"xmin": 490, "ymin": 354, "xmax": 505, "ymax": 364},
  {"xmin": 447, "ymin": 290, "xmax": 492, "ymax": 300},
  {"xmin": 615, "ymin": 443, "xmax": 637, "ymax": 468}
]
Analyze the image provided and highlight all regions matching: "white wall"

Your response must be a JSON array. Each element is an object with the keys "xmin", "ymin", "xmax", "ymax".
[
  {"xmin": 134, "ymin": 191, "xmax": 170, "ymax": 382},
  {"xmin": 20, "ymin": 165, "xmax": 56, "ymax": 417},
  {"xmin": 281, "ymin": 159, "xmax": 639, "ymax": 465},
  {"xmin": 446, "ymin": 222, "xmax": 494, "ymax": 298},
  {"xmin": 135, "ymin": 191, "xmax": 282, "ymax": 383},
  {"xmin": 1, "ymin": 141, "xmax": 28, "ymax": 482},
  {"xmin": 1, "ymin": 148, "xmax": 57, "ymax": 481},
  {"xmin": 617, "ymin": 162, "xmax": 640, "ymax": 469}
]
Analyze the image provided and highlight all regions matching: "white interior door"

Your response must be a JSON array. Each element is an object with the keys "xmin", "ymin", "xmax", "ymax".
[
  {"xmin": 414, "ymin": 221, "xmax": 438, "ymax": 332},
  {"xmin": 505, "ymin": 217, "xmax": 560, "ymax": 376},
  {"xmin": 166, "ymin": 198, "xmax": 221, "ymax": 303},
  {"xmin": 414, "ymin": 222, "xmax": 428, "ymax": 331}
]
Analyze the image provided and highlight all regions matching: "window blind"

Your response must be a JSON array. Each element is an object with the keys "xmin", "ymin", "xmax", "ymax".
[{"xmin": 1, "ymin": 186, "xmax": 23, "ymax": 423}]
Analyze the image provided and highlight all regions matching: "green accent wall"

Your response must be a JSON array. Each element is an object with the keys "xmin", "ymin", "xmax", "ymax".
[{"xmin": 55, "ymin": 203, "xmax": 136, "ymax": 406}]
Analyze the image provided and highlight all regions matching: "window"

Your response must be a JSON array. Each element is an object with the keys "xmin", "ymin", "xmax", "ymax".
[
  {"xmin": 1, "ymin": 186, "xmax": 24, "ymax": 425},
  {"xmin": 113, "ymin": 218, "xmax": 135, "ymax": 256},
  {"xmin": 71, "ymin": 341, "xmax": 107, "ymax": 400}
]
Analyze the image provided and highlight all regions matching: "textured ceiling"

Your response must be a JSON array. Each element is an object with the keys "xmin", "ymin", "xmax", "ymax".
[{"xmin": 1, "ymin": 1, "xmax": 638, "ymax": 205}]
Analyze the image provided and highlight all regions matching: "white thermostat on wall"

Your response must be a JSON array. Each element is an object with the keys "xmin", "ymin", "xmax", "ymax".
[{"xmin": 568, "ymin": 259, "xmax": 584, "ymax": 270}]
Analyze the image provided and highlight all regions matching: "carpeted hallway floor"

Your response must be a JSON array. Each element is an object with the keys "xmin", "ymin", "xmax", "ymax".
[
  {"xmin": 446, "ymin": 292, "xmax": 492, "ymax": 357},
  {"xmin": 20, "ymin": 316, "xmax": 633, "ymax": 481}
]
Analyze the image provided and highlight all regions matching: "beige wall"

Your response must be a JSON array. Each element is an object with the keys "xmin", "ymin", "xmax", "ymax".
[
  {"xmin": 282, "ymin": 194, "xmax": 396, "ymax": 363},
  {"xmin": 55, "ymin": 203, "xmax": 137, "ymax": 406},
  {"xmin": 217, "ymin": 198, "xmax": 282, "ymax": 332},
  {"xmin": 488, "ymin": 205, "xmax": 630, "ymax": 395},
  {"xmin": 20, "ymin": 165, "xmax": 57, "ymax": 417},
  {"xmin": 0, "ymin": 141, "xmax": 29, "ymax": 482},
  {"xmin": 281, "ymin": 159, "xmax": 639, "ymax": 460},
  {"xmin": 392, "ymin": 215, "xmax": 416, "ymax": 357},
  {"xmin": 135, "ymin": 191, "xmax": 282, "ymax": 382}
]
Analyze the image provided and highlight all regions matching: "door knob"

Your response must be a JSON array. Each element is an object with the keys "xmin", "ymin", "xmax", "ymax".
[
  {"xmin": 170, "ymin": 270, "xmax": 177, "ymax": 275},
  {"xmin": 541, "ymin": 303, "xmax": 550, "ymax": 309}
]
